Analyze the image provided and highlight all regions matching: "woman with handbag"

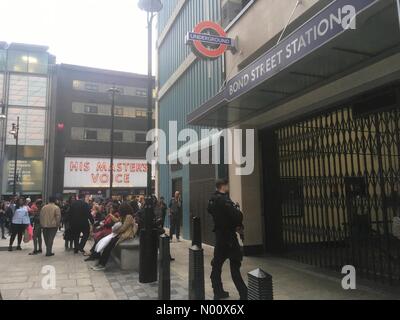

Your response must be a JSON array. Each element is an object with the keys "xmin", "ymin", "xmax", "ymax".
[{"xmin": 8, "ymin": 198, "xmax": 30, "ymax": 251}]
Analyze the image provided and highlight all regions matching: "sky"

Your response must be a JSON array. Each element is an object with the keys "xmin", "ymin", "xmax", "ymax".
[{"xmin": 0, "ymin": 0, "xmax": 157, "ymax": 74}]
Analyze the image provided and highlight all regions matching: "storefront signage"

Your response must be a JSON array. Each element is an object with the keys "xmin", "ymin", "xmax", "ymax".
[
  {"xmin": 63, "ymin": 157, "xmax": 148, "ymax": 189},
  {"xmin": 225, "ymin": 0, "xmax": 378, "ymax": 101},
  {"xmin": 186, "ymin": 21, "xmax": 236, "ymax": 59}
]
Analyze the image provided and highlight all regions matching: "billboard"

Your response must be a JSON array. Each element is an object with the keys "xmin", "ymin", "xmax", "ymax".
[
  {"xmin": 5, "ymin": 160, "xmax": 43, "ymax": 194},
  {"xmin": 63, "ymin": 157, "xmax": 149, "ymax": 189}
]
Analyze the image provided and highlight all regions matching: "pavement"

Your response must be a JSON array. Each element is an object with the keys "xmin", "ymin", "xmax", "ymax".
[{"xmin": 0, "ymin": 231, "xmax": 399, "ymax": 300}]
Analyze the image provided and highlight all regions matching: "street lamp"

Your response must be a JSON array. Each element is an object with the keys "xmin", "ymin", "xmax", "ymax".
[
  {"xmin": 138, "ymin": 0, "xmax": 162, "ymax": 284},
  {"xmin": 107, "ymin": 86, "xmax": 121, "ymax": 200},
  {"xmin": 9, "ymin": 117, "xmax": 19, "ymax": 196}
]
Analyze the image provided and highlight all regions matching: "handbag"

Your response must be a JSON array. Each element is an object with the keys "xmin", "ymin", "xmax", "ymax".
[
  {"xmin": 23, "ymin": 225, "xmax": 33, "ymax": 243},
  {"xmin": 95, "ymin": 233, "xmax": 117, "ymax": 253}
]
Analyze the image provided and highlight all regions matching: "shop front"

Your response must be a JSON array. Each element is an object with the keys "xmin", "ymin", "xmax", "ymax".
[{"xmin": 188, "ymin": 0, "xmax": 400, "ymax": 283}]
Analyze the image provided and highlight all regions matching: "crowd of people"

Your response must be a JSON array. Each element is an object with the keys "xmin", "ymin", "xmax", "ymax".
[
  {"xmin": 1, "ymin": 183, "xmax": 248, "ymax": 300},
  {"xmin": 0, "ymin": 192, "xmax": 182, "ymax": 271}
]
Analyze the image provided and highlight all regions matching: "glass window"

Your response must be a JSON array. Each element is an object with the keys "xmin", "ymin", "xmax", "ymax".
[
  {"xmin": 84, "ymin": 130, "xmax": 98, "ymax": 140},
  {"xmin": 0, "ymin": 50, "xmax": 6, "ymax": 71},
  {"xmin": 135, "ymin": 89, "xmax": 147, "ymax": 97},
  {"xmin": 0, "ymin": 73, "xmax": 4, "ymax": 102},
  {"xmin": 71, "ymin": 79, "xmax": 147, "ymax": 97},
  {"xmin": 72, "ymin": 80, "xmax": 81, "ymax": 89},
  {"xmin": 8, "ymin": 75, "xmax": 47, "ymax": 107},
  {"xmin": 135, "ymin": 109, "xmax": 147, "ymax": 118},
  {"xmin": 115, "ymin": 107, "xmax": 124, "ymax": 116},
  {"xmin": 27, "ymin": 52, "xmax": 48, "ymax": 74},
  {"xmin": 113, "ymin": 132, "xmax": 123, "ymax": 141},
  {"xmin": 135, "ymin": 132, "xmax": 147, "ymax": 143},
  {"xmin": 6, "ymin": 107, "xmax": 46, "ymax": 146},
  {"xmin": 7, "ymin": 50, "xmax": 48, "ymax": 74},
  {"xmin": 221, "ymin": 0, "xmax": 254, "ymax": 28},
  {"xmin": 84, "ymin": 82, "xmax": 99, "ymax": 92},
  {"xmin": 84, "ymin": 105, "xmax": 98, "ymax": 114}
]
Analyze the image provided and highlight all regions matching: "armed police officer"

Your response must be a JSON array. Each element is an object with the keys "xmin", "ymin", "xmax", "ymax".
[{"xmin": 208, "ymin": 179, "xmax": 247, "ymax": 300}]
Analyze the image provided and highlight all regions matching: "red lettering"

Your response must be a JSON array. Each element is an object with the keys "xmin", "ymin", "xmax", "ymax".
[
  {"xmin": 91, "ymin": 174, "xmax": 99, "ymax": 183},
  {"xmin": 70, "ymin": 162, "xmax": 79, "ymax": 171},
  {"xmin": 100, "ymin": 174, "xmax": 108, "ymax": 183},
  {"xmin": 115, "ymin": 174, "xmax": 123, "ymax": 184},
  {"xmin": 124, "ymin": 174, "xmax": 129, "ymax": 183},
  {"xmin": 96, "ymin": 162, "xmax": 108, "ymax": 172}
]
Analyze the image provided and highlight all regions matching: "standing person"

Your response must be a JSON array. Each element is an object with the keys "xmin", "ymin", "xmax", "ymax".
[
  {"xmin": 169, "ymin": 191, "xmax": 182, "ymax": 242},
  {"xmin": 159, "ymin": 197, "xmax": 167, "ymax": 228},
  {"xmin": 69, "ymin": 195, "xmax": 94, "ymax": 254},
  {"xmin": 62, "ymin": 197, "xmax": 74, "ymax": 250},
  {"xmin": 0, "ymin": 201, "xmax": 6, "ymax": 239},
  {"xmin": 8, "ymin": 198, "xmax": 30, "ymax": 251},
  {"xmin": 207, "ymin": 179, "xmax": 248, "ymax": 300},
  {"xmin": 29, "ymin": 199, "xmax": 43, "ymax": 255},
  {"xmin": 40, "ymin": 196, "xmax": 61, "ymax": 257},
  {"xmin": 5, "ymin": 199, "xmax": 15, "ymax": 236}
]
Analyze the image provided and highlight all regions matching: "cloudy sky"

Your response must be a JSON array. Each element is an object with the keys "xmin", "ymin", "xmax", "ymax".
[{"xmin": 0, "ymin": 0, "xmax": 157, "ymax": 74}]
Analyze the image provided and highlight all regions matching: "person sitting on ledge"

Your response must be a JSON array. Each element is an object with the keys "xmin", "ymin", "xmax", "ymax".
[{"xmin": 91, "ymin": 202, "xmax": 137, "ymax": 271}]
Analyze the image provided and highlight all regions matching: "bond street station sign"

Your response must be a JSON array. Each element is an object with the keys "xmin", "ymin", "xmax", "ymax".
[
  {"xmin": 186, "ymin": 21, "xmax": 236, "ymax": 59},
  {"xmin": 225, "ymin": 0, "xmax": 379, "ymax": 101}
]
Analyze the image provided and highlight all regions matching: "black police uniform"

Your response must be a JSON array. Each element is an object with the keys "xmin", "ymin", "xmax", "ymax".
[{"xmin": 208, "ymin": 191, "xmax": 248, "ymax": 299}]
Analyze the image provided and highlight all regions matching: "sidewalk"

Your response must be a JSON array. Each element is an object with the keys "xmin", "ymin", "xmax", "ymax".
[{"xmin": 0, "ymin": 233, "xmax": 399, "ymax": 300}]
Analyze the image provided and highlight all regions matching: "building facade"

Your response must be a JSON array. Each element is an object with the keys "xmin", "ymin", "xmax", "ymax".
[
  {"xmin": 0, "ymin": 42, "xmax": 54, "ymax": 199},
  {"xmin": 157, "ymin": 0, "xmax": 230, "ymax": 243},
  {"xmin": 49, "ymin": 64, "xmax": 154, "ymax": 199},
  {"xmin": 188, "ymin": 0, "xmax": 400, "ymax": 284}
]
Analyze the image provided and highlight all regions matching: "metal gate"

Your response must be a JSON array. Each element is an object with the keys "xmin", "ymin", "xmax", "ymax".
[{"xmin": 275, "ymin": 97, "xmax": 400, "ymax": 284}]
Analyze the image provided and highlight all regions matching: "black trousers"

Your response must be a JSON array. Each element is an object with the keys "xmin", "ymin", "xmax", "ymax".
[
  {"xmin": 98, "ymin": 236, "xmax": 119, "ymax": 267},
  {"xmin": 72, "ymin": 225, "xmax": 90, "ymax": 252},
  {"xmin": 32, "ymin": 225, "xmax": 42, "ymax": 252},
  {"xmin": 9, "ymin": 224, "xmax": 27, "ymax": 247},
  {"xmin": 210, "ymin": 239, "xmax": 248, "ymax": 299},
  {"xmin": 0, "ymin": 219, "xmax": 5, "ymax": 238},
  {"xmin": 42, "ymin": 227, "xmax": 58, "ymax": 255},
  {"xmin": 169, "ymin": 214, "xmax": 181, "ymax": 240}
]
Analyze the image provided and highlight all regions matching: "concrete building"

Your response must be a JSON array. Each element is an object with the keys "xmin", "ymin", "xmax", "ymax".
[
  {"xmin": 0, "ymin": 42, "xmax": 55, "ymax": 199},
  {"xmin": 49, "ymin": 64, "xmax": 154, "ymax": 199},
  {"xmin": 186, "ymin": 0, "xmax": 400, "ymax": 284}
]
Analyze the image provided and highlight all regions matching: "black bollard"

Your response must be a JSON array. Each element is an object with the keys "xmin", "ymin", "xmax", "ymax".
[
  {"xmin": 158, "ymin": 234, "xmax": 171, "ymax": 300},
  {"xmin": 139, "ymin": 196, "xmax": 159, "ymax": 283},
  {"xmin": 188, "ymin": 217, "xmax": 205, "ymax": 300},
  {"xmin": 247, "ymin": 268, "xmax": 273, "ymax": 300}
]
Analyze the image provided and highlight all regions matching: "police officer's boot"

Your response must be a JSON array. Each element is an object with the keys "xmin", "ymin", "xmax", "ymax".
[{"xmin": 213, "ymin": 290, "xmax": 230, "ymax": 300}]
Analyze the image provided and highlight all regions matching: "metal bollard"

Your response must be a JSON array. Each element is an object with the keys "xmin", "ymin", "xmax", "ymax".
[
  {"xmin": 188, "ymin": 217, "xmax": 205, "ymax": 300},
  {"xmin": 139, "ymin": 196, "xmax": 159, "ymax": 284},
  {"xmin": 158, "ymin": 234, "xmax": 171, "ymax": 300},
  {"xmin": 247, "ymin": 268, "xmax": 273, "ymax": 300}
]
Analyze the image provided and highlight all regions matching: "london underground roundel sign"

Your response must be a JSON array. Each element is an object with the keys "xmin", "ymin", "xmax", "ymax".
[{"xmin": 186, "ymin": 21, "xmax": 236, "ymax": 59}]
